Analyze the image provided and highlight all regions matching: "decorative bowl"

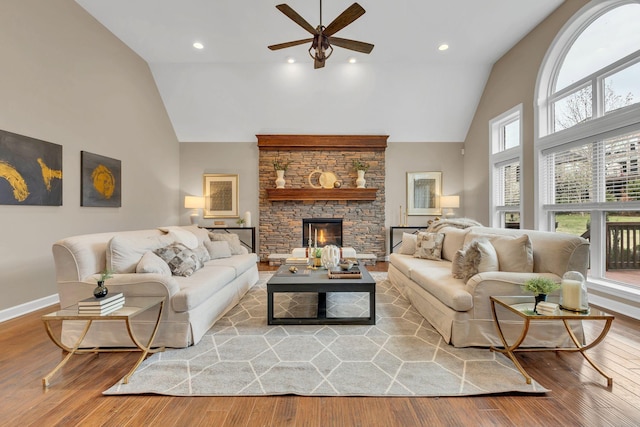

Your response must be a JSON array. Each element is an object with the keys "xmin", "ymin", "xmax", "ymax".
[{"xmin": 339, "ymin": 261, "xmax": 354, "ymax": 271}]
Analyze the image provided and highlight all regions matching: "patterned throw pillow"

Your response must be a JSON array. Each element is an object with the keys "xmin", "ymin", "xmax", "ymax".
[
  {"xmin": 413, "ymin": 232, "xmax": 445, "ymax": 260},
  {"xmin": 209, "ymin": 232, "xmax": 244, "ymax": 255},
  {"xmin": 154, "ymin": 243, "xmax": 203, "ymax": 277}
]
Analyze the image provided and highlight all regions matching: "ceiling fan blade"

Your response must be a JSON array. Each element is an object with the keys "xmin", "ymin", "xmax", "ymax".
[
  {"xmin": 276, "ymin": 4, "xmax": 316, "ymax": 35},
  {"xmin": 268, "ymin": 38, "xmax": 313, "ymax": 51},
  {"xmin": 323, "ymin": 3, "xmax": 366, "ymax": 37},
  {"xmin": 329, "ymin": 37, "xmax": 374, "ymax": 54}
]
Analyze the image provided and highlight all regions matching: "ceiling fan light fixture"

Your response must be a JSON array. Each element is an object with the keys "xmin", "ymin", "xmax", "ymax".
[{"xmin": 193, "ymin": 42, "xmax": 204, "ymax": 50}]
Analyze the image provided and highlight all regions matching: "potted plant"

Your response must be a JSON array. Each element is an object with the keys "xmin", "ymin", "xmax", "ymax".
[
  {"xmin": 352, "ymin": 160, "xmax": 370, "ymax": 188},
  {"xmin": 312, "ymin": 247, "xmax": 323, "ymax": 267},
  {"xmin": 236, "ymin": 218, "xmax": 246, "ymax": 227},
  {"xmin": 94, "ymin": 269, "xmax": 113, "ymax": 298},
  {"xmin": 522, "ymin": 277, "xmax": 560, "ymax": 313},
  {"xmin": 273, "ymin": 159, "xmax": 291, "ymax": 189}
]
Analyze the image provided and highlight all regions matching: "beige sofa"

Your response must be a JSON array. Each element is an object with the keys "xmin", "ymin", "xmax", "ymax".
[
  {"xmin": 52, "ymin": 225, "xmax": 258, "ymax": 348},
  {"xmin": 389, "ymin": 225, "xmax": 590, "ymax": 347}
]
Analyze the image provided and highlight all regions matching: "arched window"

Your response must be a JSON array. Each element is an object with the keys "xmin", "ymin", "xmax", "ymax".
[{"xmin": 536, "ymin": 1, "xmax": 640, "ymax": 293}]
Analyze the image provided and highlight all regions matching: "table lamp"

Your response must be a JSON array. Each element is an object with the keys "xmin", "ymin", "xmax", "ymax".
[
  {"xmin": 184, "ymin": 196, "xmax": 205, "ymax": 225},
  {"xmin": 440, "ymin": 195, "xmax": 460, "ymax": 217}
]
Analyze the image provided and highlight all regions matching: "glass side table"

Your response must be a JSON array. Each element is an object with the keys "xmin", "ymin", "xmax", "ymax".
[
  {"xmin": 490, "ymin": 295, "xmax": 615, "ymax": 387},
  {"xmin": 41, "ymin": 296, "xmax": 165, "ymax": 387}
]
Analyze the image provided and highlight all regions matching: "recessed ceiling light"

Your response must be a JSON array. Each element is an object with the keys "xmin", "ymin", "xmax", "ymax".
[
  {"xmin": 348, "ymin": 57, "xmax": 357, "ymax": 64},
  {"xmin": 287, "ymin": 57, "xmax": 296, "ymax": 64},
  {"xmin": 438, "ymin": 44, "xmax": 449, "ymax": 51},
  {"xmin": 193, "ymin": 42, "xmax": 204, "ymax": 49}
]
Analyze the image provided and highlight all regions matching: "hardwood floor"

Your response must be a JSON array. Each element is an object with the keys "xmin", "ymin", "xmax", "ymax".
[{"xmin": 2, "ymin": 262, "xmax": 640, "ymax": 426}]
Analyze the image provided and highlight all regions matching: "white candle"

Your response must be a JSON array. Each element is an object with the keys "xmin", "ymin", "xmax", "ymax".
[
  {"xmin": 315, "ymin": 228, "xmax": 318, "ymax": 247},
  {"xmin": 244, "ymin": 211, "xmax": 251, "ymax": 227},
  {"xmin": 400, "ymin": 205, "xmax": 403, "ymax": 226},
  {"xmin": 562, "ymin": 279, "xmax": 582, "ymax": 310},
  {"xmin": 308, "ymin": 223, "xmax": 311, "ymax": 241}
]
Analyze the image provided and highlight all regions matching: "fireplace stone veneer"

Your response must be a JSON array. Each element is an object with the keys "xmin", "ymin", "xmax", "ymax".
[{"xmin": 258, "ymin": 135, "xmax": 387, "ymax": 261}]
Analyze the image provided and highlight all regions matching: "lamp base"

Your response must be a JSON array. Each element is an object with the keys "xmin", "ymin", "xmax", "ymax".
[{"xmin": 190, "ymin": 213, "xmax": 199, "ymax": 225}]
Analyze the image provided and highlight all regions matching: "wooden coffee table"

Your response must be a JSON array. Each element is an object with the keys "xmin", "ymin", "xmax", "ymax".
[{"xmin": 267, "ymin": 264, "xmax": 376, "ymax": 325}]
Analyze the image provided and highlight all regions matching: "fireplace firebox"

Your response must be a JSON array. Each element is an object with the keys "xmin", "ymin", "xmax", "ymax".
[{"xmin": 303, "ymin": 218, "xmax": 343, "ymax": 247}]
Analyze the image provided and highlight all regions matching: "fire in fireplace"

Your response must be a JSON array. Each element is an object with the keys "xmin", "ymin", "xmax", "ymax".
[{"xmin": 302, "ymin": 218, "xmax": 343, "ymax": 247}]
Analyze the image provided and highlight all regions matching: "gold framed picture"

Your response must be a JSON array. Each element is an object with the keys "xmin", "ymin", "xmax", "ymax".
[
  {"xmin": 407, "ymin": 171, "xmax": 442, "ymax": 216},
  {"xmin": 203, "ymin": 174, "xmax": 238, "ymax": 218}
]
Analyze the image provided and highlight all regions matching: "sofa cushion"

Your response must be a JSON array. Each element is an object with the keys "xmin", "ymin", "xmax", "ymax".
[
  {"xmin": 410, "ymin": 263, "xmax": 473, "ymax": 312},
  {"xmin": 107, "ymin": 234, "xmax": 174, "ymax": 273},
  {"xmin": 441, "ymin": 227, "xmax": 469, "ymax": 261},
  {"xmin": 414, "ymin": 232, "xmax": 445, "ymax": 260},
  {"xmin": 171, "ymin": 266, "xmax": 237, "ymax": 312},
  {"xmin": 154, "ymin": 243, "xmax": 203, "ymax": 277},
  {"xmin": 205, "ymin": 253, "xmax": 257, "ymax": 277},
  {"xmin": 181, "ymin": 225, "xmax": 210, "ymax": 246},
  {"xmin": 465, "ymin": 231, "xmax": 533, "ymax": 273},
  {"xmin": 136, "ymin": 251, "xmax": 172, "ymax": 276},
  {"xmin": 209, "ymin": 232, "xmax": 244, "ymax": 255},
  {"xmin": 204, "ymin": 240, "xmax": 232, "ymax": 259},
  {"xmin": 399, "ymin": 233, "xmax": 418, "ymax": 255}
]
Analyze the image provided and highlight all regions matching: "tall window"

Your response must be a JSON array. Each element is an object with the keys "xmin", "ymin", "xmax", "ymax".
[
  {"xmin": 490, "ymin": 105, "xmax": 522, "ymax": 228},
  {"xmin": 536, "ymin": 0, "xmax": 640, "ymax": 290}
]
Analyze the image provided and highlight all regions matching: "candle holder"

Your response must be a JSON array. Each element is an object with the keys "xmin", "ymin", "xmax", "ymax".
[{"xmin": 560, "ymin": 271, "xmax": 590, "ymax": 313}]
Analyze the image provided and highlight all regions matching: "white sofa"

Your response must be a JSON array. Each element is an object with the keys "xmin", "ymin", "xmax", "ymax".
[
  {"xmin": 52, "ymin": 225, "xmax": 259, "ymax": 348},
  {"xmin": 389, "ymin": 225, "xmax": 590, "ymax": 347}
]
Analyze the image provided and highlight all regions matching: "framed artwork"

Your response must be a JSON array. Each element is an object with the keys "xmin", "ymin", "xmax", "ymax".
[
  {"xmin": 203, "ymin": 174, "xmax": 238, "ymax": 218},
  {"xmin": 0, "ymin": 129, "xmax": 62, "ymax": 206},
  {"xmin": 407, "ymin": 171, "xmax": 442, "ymax": 216},
  {"xmin": 81, "ymin": 151, "xmax": 121, "ymax": 207}
]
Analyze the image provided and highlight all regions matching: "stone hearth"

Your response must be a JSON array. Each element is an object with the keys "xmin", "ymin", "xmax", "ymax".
[{"xmin": 257, "ymin": 135, "xmax": 387, "ymax": 261}]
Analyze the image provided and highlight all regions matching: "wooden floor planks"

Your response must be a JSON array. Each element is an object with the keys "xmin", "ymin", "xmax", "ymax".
[{"xmin": 1, "ymin": 262, "xmax": 640, "ymax": 426}]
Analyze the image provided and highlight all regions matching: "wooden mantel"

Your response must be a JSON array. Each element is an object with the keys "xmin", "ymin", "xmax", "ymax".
[
  {"xmin": 266, "ymin": 188, "xmax": 377, "ymax": 201},
  {"xmin": 257, "ymin": 134, "xmax": 388, "ymax": 151}
]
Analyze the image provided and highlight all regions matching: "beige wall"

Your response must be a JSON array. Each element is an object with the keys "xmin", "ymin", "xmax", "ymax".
[
  {"xmin": 0, "ymin": 0, "xmax": 180, "ymax": 315},
  {"xmin": 180, "ymin": 141, "xmax": 465, "ymax": 256},
  {"xmin": 463, "ymin": 0, "xmax": 589, "ymax": 227}
]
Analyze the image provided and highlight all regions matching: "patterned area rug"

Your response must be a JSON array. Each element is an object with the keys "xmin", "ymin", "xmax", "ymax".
[{"xmin": 104, "ymin": 272, "xmax": 548, "ymax": 396}]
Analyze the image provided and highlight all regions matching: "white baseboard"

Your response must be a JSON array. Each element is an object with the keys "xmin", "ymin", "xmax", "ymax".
[{"xmin": 0, "ymin": 294, "xmax": 59, "ymax": 323}]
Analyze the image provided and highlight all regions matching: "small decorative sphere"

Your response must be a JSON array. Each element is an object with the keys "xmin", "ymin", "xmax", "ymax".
[
  {"xmin": 289, "ymin": 266, "xmax": 298, "ymax": 274},
  {"xmin": 333, "ymin": 181, "xmax": 342, "ymax": 188}
]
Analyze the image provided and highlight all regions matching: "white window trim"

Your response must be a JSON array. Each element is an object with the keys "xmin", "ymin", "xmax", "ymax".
[
  {"xmin": 489, "ymin": 104, "xmax": 523, "ymax": 228},
  {"xmin": 534, "ymin": 0, "xmax": 640, "ymax": 318}
]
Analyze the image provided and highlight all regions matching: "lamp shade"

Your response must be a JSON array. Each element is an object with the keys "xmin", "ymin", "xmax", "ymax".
[
  {"xmin": 440, "ymin": 195, "xmax": 460, "ymax": 209},
  {"xmin": 184, "ymin": 196, "xmax": 205, "ymax": 209}
]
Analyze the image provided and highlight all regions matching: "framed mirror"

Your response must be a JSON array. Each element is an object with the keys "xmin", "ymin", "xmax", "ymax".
[{"xmin": 407, "ymin": 171, "xmax": 442, "ymax": 216}]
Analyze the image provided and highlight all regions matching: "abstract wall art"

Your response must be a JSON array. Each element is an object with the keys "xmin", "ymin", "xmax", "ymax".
[
  {"xmin": 81, "ymin": 151, "xmax": 121, "ymax": 207},
  {"xmin": 0, "ymin": 129, "xmax": 63, "ymax": 206},
  {"xmin": 203, "ymin": 173, "xmax": 238, "ymax": 218}
]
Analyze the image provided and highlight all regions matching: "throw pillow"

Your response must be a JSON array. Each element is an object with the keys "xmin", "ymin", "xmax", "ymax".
[
  {"xmin": 158, "ymin": 226, "xmax": 199, "ymax": 249},
  {"xmin": 107, "ymin": 233, "xmax": 174, "ymax": 273},
  {"xmin": 451, "ymin": 249, "xmax": 467, "ymax": 279},
  {"xmin": 136, "ymin": 251, "xmax": 172, "ymax": 276},
  {"xmin": 489, "ymin": 234, "xmax": 534, "ymax": 272},
  {"xmin": 413, "ymin": 232, "xmax": 445, "ymax": 260},
  {"xmin": 475, "ymin": 239, "xmax": 499, "ymax": 273},
  {"xmin": 154, "ymin": 243, "xmax": 202, "ymax": 277},
  {"xmin": 204, "ymin": 240, "xmax": 232, "ymax": 259},
  {"xmin": 209, "ymin": 232, "xmax": 244, "ymax": 255},
  {"xmin": 399, "ymin": 233, "xmax": 418, "ymax": 255},
  {"xmin": 193, "ymin": 245, "xmax": 211, "ymax": 264}
]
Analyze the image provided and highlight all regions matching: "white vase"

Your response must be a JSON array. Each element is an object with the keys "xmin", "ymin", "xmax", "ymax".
[
  {"xmin": 275, "ymin": 170, "xmax": 286, "ymax": 189},
  {"xmin": 356, "ymin": 170, "xmax": 366, "ymax": 188},
  {"xmin": 321, "ymin": 245, "xmax": 341, "ymax": 269}
]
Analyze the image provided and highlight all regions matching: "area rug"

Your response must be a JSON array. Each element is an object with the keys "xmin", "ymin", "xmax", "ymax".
[{"xmin": 104, "ymin": 272, "xmax": 548, "ymax": 396}]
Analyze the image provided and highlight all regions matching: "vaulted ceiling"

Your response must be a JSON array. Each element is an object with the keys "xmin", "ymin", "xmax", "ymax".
[{"xmin": 76, "ymin": 0, "xmax": 564, "ymax": 142}]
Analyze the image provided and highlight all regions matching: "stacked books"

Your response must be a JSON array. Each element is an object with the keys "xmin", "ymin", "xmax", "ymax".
[
  {"xmin": 285, "ymin": 257, "xmax": 309, "ymax": 265},
  {"xmin": 78, "ymin": 292, "xmax": 125, "ymax": 315},
  {"xmin": 535, "ymin": 301, "xmax": 561, "ymax": 316},
  {"xmin": 328, "ymin": 266, "xmax": 362, "ymax": 279}
]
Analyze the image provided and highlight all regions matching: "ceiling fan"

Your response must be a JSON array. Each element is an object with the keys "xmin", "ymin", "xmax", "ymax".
[{"xmin": 268, "ymin": 1, "xmax": 374, "ymax": 69}]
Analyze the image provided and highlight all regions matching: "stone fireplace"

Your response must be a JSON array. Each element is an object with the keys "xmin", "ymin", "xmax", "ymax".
[{"xmin": 257, "ymin": 135, "xmax": 387, "ymax": 261}]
